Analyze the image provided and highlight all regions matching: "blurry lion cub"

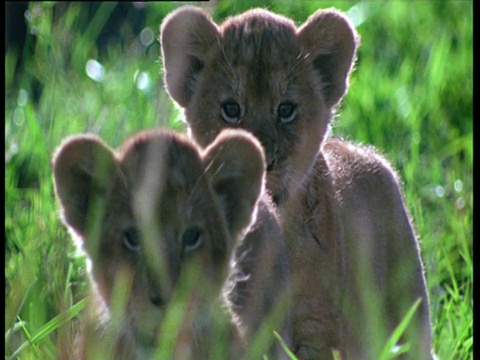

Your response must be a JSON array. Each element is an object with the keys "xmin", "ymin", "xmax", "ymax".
[
  {"xmin": 53, "ymin": 129, "xmax": 290, "ymax": 359},
  {"xmin": 161, "ymin": 6, "xmax": 434, "ymax": 359}
]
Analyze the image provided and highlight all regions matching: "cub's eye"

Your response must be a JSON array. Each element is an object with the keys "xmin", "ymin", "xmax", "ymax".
[
  {"xmin": 181, "ymin": 226, "xmax": 204, "ymax": 253},
  {"xmin": 278, "ymin": 102, "xmax": 297, "ymax": 124},
  {"xmin": 123, "ymin": 228, "xmax": 141, "ymax": 252},
  {"xmin": 221, "ymin": 101, "xmax": 242, "ymax": 124}
]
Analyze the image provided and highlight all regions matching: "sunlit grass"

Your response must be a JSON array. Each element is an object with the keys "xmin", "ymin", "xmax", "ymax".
[{"xmin": 5, "ymin": 1, "xmax": 472, "ymax": 359}]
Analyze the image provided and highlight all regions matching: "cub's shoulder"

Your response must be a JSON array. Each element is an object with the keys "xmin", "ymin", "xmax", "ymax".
[{"xmin": 322, "ymin": 137, "xmax": 403, "ymax": 198}]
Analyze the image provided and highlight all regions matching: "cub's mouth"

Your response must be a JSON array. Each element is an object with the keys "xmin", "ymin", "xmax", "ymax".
[
  {"xmin": 131, "ymin": 309, "xmax": 164, "ymax": 348},
  {"xmin": 133, "ymin": 324, "xmax": 161, "ymax": 350}
]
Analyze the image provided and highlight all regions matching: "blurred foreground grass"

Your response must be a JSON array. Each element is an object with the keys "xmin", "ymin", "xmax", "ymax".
[{"xmin": 5, "ymin": 1, "xmax": 472, "ymax": 359}]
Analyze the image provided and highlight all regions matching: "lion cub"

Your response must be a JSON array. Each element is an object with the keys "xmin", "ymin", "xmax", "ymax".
[
  {"xmin": 53, "ymin": 128, "xmax": 290, "ymax": 359},
  {"xmin": 161, "ymin": 6, "xmax": 434, "ymax": 359}
]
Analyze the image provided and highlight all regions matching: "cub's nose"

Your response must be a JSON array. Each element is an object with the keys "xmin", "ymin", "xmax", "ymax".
[
  {"xmin": 267, "ymin": 156, "xmax": 276, "ymax": 172},
  {"xmin": 148, "ymin": 284, "xmax": 165, "ymax": 307},
  {"xmin": 149, "ymin": 294, "xmax": 164, "ymax": 307},
  {"xmin": 147, "ymin": 271, "xmax": 171, "ymax": 307},
  {"xmin": 266, "ymin": 147, "xmax": 278, "ymax": 171}
]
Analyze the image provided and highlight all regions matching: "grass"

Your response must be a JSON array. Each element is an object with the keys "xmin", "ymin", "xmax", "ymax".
[{"xmin": 5, "ymin": 1, "xmax": 472, "ymax": 359}]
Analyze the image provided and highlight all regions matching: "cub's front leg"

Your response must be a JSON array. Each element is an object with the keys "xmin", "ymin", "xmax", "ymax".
[{"xmin": 281, "ymin": 153, "xmax": 346, "ymax": 359}]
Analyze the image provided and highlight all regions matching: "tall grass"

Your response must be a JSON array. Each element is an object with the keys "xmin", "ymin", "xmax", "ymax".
[{"xmin": 5, "ymin": 1, "xmax": 472, "ymax": 359}]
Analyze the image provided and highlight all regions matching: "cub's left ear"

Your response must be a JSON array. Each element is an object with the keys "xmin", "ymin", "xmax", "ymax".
[
  {"xmin": 298, "ymin": 9, "xmax": 359, "ymax": 108},
  {"xmin": 203, "ymin": 130, "xmax": 266, "ymax": 237}
]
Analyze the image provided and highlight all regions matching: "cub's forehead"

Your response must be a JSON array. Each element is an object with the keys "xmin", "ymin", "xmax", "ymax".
[
  {"xmin": 219, "ymin": 9, "xmax": 301, "ymax": 66},
  {"xmin": 119, "ymin": 131, "xmax": 205, "ymax": 192},
  {"xmin": 214, "ymin": 10, "xmax": 307, "ymax": 99}
]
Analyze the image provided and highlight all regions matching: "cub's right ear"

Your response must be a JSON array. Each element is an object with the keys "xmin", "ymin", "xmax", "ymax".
[
  {"xmin": 52, "ymin": 135, "xmax": 116, "ymax": 237},
  {"xmin": 160, "ymin": 6, "xmax": 219, "ymax": 107},
  {"xmin": 203, "ymin": 130, "xmax": 266, "ymax": 237}
]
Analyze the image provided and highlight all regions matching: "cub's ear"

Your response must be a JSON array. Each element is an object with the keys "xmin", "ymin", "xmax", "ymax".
[
  {"xmin": 203, "ymin": 130, "xmax": 266, "ymax": 237},
  {"xmin": 298, "ymin": 9, "xmax": 359, "ymax": 108},
  {"xmin": 52, "ymin": 135, "xmax": 116, "ymax": 238},
  {"xmin": 160, "ymin": 6, "xmax": 220, "ymax": 107}
]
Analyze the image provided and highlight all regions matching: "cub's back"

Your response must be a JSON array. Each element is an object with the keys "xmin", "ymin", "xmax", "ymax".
[{"xmin": 323, "ymin": 137, "xmax": 433, "ymax": 359}]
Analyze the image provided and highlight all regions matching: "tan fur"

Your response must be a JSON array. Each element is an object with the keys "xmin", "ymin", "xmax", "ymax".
[
  {"xmin": 161, "ymin": 6, "xmax": 434, "ymax": 359},
  {"xmin": 53, "ymin": 128, "xmax": 291, "ymax": 359}
]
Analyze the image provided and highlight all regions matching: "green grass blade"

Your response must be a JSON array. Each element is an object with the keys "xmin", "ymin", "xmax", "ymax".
[
  {"xmin": 8, "ymin": 299, "xmax": 86, "ymax": 359},
  {"xmin": 273, "ymin": 331, "xmax": 298, "ymax": 360},
  {"xmin": 379, "ymin": 298, "xmax": 422, "ymax": 360}
]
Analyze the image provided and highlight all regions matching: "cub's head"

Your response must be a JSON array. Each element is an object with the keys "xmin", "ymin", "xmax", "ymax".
[
  {"xmin": 53, "ymin": 129, "xmax": 265, "ymax": 351},
  {"xmin": 160, "ymin": 7, "xmax": 358, "ymax": 203}
]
